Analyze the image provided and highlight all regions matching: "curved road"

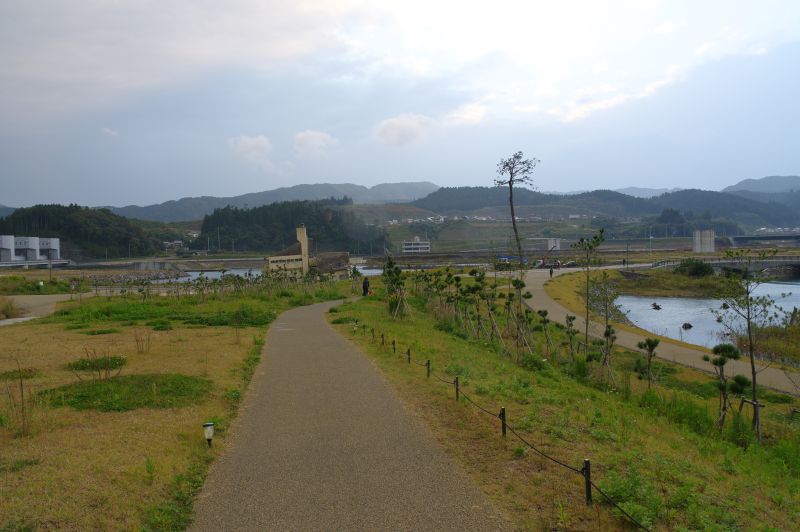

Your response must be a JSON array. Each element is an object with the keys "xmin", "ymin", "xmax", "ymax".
[
  {"xmin": 524, "ymin": 268, "xmax": 800, "ymax": 396},
  {"xmin": 191, "ymin": 301, "xmax": 511, "ymax": 531}
]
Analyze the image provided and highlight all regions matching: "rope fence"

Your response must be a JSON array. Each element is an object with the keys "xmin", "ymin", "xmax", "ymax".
[{"xmin": 364, "ymin": 324, "xmax": 650, "ymax": 531}]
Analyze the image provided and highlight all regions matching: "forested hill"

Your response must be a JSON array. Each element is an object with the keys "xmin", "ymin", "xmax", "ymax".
[
  {"xmin": 197, "ymin": 198, "xmax": 386, "ymax": 253},
  {"xmin": 0, "ymin": 204, "xmax": 161, "ymax": 259},
  {"xmin": 110, "ymin": 181, "xmax": 439, "ymax": 222},
  {"xmin": 411, "ymin": 187, "xmax": 800, "ymax": 227}
]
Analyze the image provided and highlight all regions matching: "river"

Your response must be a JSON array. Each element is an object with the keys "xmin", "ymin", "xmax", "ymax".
[{"xmin": 617, "ymin": 280, "xmax": 800, "ymax": 348}]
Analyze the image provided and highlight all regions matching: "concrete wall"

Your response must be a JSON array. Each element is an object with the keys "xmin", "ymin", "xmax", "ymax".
[{"xmin": 693, "ymin": 230, "xmax": 715, "ymax": 253}]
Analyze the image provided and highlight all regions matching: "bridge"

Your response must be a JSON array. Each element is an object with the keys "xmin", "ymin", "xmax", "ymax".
[{"xmin": 652, "ymin": 255, "xmax": 800, "ymax": 275}]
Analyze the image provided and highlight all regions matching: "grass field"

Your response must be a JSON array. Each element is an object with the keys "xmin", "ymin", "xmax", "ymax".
[
  {"xmin": 0, "ymin": 281, "xmax": 347, "ymax": 530},
  {"xmin": 329, "ymin": 281, "xmax": 799, "ymax": 530}
]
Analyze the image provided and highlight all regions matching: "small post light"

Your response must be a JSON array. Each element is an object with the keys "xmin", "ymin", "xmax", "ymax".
[{"xmin": 203, "ymin": 422, "xmax": 215, "ymax": 447}]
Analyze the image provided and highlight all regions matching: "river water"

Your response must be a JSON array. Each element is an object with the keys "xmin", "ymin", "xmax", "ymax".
[{"xmin": 617, "ymin": 280, "xmax": 800, "ymax": 348}]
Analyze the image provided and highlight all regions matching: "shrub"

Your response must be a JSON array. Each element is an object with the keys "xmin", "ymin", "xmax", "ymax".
[
  {"xmin": 675, "ymin": 258, "xmax": 714, "ymax": 277},
  {"xmin": 146, "ymin": 319, "xmax": 173, "ymax": 331}
]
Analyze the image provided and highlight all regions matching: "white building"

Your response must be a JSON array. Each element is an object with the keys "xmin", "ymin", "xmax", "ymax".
[
  {"xmin": 0, "ymin": 235, "xmax": 60, "ymax": 262},
  {"xmin": 401, "ymin": 236, "xmax": 431, "ymax": 254}
]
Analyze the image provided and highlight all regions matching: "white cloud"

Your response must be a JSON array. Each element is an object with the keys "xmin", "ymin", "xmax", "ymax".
[
  {"xmin": 228, "ymin": 135, "xmax": 274, "ymax": 171},
  {"xmin": 100, "ymin": 127, "xmax": 118, "ymax": 136},
  {"xmin": 443, "ymin": 102, "xmax": 487, "ymax": 126},
  {"xmin": 654, "ymin": 22, "xmax": 676, "ymax": 36},
  {"xmin": 375, "ymin": 114, "xmax": 434, "ymax": 146},
  {"xmin": 293, "ymin": 130, "xmax": 338, "ymax": 158},
  {"xmin": 2, "ymin": 1, "xmax": 800, "ymax": 126}
]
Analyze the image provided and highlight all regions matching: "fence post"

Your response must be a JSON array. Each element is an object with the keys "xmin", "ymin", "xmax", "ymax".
[
  {"xmin": 583, "ymin": 459, "xmax": 592, "ymax": 505},
  {"xmin": 426, "ymin": 359, "xmax": 430, "ymax": 378},
  {"xmin": 392, "ymin": 340, "xmax": 396, "ymax": 354},
  {"xmin": 362, "ymin": 324, "xmax": 366, "ymax": 336},
  {"xmin": 406, "ymin": 348, "xmax": 411, "ymax": 364},
  {"xmin": 454, "ymin": 376, "xmax": 459, "ymax": 401},
  {"xmin": 371, "ymin": 328, "xmax": 375, "ymax": 343},
  {"xmin": 381, "ymin": 333, "xmax": 385, "ymax": 346},
  {"xmin": 499, "ymin": 407, "xmax": 506, "ymax": 437}
]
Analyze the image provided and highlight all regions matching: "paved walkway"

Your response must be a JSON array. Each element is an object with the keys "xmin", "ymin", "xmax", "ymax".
[
  {"xmin": 191, "ymin": 301, "xmax": 510, "ymax": 531},
  {"xmin": 524, "ymin": 268, "xmax": 800, "ymax": 396},
  {"xmin": 0, "ymin": 294, "xmax": 77, "ymax": 327}
]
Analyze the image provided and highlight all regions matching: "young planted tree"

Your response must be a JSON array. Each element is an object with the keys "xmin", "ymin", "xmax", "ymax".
[
  {"xmin": 636, "ymin": 337, "xmax": 660, "ymax": 389},
  {"xmin": 565, "ymin": 314, "xmax": 578, "ymax": 361},
  {"xmin": 703, "ymin": 343, "xmax": 750, "ymax": 429},
  {"xmin": 494, "ymin": 151, "xmax": 540, "ymax": 270},
  {"xmin": 712, "ymin": 248, "xmax": 783, "ymax": 438},
  {"xmin": 572, "ymin": 228, "xmax": 604, "ymax": 356}
]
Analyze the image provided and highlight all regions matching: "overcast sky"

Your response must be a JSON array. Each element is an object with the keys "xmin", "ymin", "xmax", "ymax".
[{"xmin": 2, "ymin": 1, "xmax": 799, "ymax": 207}]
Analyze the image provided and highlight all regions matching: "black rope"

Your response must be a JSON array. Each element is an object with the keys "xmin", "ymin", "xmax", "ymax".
[
  {"xmin": 505, "ymin": 424, "xmax": 583, "ymax": 474},
  {"xmin": 590, "ymin": 480, "xmax": 650, "ymax": 531},
  {"xmin": 460, "ymin": 392, "xmax": 501, "ymax": 418},
  {"xmin": 432, "ymin": 372, "xmax": 456, "ymax": 385}
]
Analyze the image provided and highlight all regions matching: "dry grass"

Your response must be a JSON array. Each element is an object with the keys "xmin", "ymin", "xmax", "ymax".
[
  {"xmin": 0, "ymin": 296, "xmax": 22, "ymax": 320},
  {"xmin": 0, "ymin": 318, "xmax": 261, "ymax": 530}
]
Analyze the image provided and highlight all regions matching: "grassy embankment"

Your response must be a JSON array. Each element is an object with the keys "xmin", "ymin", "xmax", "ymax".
[
  {"xmin": 0, "ymin": 280, "xmax": 346, "ymax": 530},
  {"xmin": 329, "ymin": 278, "xmax": 799, "ymax": 530}
]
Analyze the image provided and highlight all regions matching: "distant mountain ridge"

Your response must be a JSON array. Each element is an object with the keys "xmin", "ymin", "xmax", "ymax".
[
  {"xmin": 0, "ymin": 205, "xmax": 14, "ymax": 218},
  {"xmin": 410, "ymin": 187, "xmax": 800, "ymax": 229},
  {"xmin": 723, "ymin": 175, "xmax": 800, "ymax": 193},
  {"xmin": 108, "ymin": 182, "xmax": 439, "ymax": 222},
  {"xmin": 614, "ymin": 187, "xmax": 682, "ymax": 198}
]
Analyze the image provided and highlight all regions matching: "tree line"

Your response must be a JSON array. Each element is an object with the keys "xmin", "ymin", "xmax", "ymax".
[{"xmin": 195, "ymin": 197, "xmax": 387, "ymax": 253}]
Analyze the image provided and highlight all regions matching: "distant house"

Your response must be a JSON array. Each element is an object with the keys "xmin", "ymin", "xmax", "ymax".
[{"xmin": 401, "ymin": 236, "xmax": 431, "ymax": 254}]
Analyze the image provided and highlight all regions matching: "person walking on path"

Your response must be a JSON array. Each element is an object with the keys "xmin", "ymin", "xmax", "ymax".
[
  {"xmin": 549, "ymin": 267, "xmax": 554, "ymax": 279},
  {"xmin": 362, "ymin": 276, "xmax": 370, "ymax": 296}
]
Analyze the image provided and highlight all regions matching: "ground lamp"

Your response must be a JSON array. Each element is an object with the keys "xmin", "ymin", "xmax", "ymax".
[{"xmin": 203, "ymin": 422, "xmax": 215, "ymax": 447}]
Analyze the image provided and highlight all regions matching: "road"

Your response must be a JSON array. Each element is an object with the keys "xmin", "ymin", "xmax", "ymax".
[
  {"xmin": 191, "ymin": 300, "xmax": 511, "ymax": 531},
  {"xmin": 523, "ymin": 268, "xmax": 800, "ymax": 396}
]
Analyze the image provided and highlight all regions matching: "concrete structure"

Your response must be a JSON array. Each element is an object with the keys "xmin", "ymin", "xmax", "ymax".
[
  {"xmin": 0, "ymin": 235, "xmax": 60, "ymax": 262},
  {"xmin": 693, "ymin": 229, "xmax": 715, "ymax": 253},
  {"xmin": 266, "ymin": 225, "xmax": 310, "ymax": 276},
  {"xmin": 546, "ymin": 238, "xmax": 561, "ymax": 251},
  {"xmin": 401, "ymin": 236, "xmax": 431, "ymax": 254}
]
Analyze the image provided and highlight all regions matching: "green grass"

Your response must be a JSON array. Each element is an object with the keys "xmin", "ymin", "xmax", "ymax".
[
  {"xmin": 330, "ymin": 289, "xmax": 800, "ymax": 530},
  {"xmin": 0, "ymin": 367, "xmax": 40, "ymax": 381},
  {"xmin": 40, "ymin": 374, "xmax": 212, "ymax": 412},
  {"xmin": 0, "ymin": 275, "xmax": 85, "ymax": 296},
  {"xmin": 0, "ymin": 458, "xmax": 40, "ymax": 474},
  {"xmin": 65, "ymin": 356, "xmax": 127, "ymax": 372},
  {"xmin": 81, "ymin": 328, "xmax": 120, "ymax": 335}
]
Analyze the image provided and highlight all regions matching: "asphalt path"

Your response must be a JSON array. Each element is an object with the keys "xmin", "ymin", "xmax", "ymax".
[
  {"xmin": 524, "ymin": 268, "xmax": 800, "ymax": 396},
  {"xmin": 191, "ymin": 300, "xmax": 511, "ymax": 531},
  {"xmin": 0, "ymin": 293, "xmax": 77, "ymax": 327}
]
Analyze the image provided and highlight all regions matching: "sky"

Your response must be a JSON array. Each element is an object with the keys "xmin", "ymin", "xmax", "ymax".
[{"xmin": 1, "ymin": 0, "xmax": 800, "ymax": 207}]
